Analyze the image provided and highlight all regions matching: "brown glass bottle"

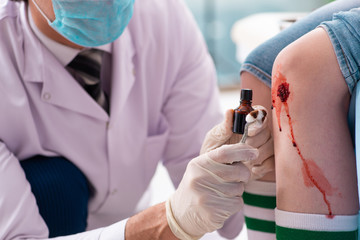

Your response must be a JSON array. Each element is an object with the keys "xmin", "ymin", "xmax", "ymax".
[{"xmin": 233, "ymin": 89, "xmax": 253, "ymax": 134}]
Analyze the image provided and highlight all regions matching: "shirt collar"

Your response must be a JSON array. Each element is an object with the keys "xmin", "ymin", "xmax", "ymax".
[{"xmin": 28, "ymin": 7, "xmax": 111, "ymax": 67}]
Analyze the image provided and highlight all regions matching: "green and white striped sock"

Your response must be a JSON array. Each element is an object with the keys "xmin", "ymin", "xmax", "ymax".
[
  {"xmin": 275, "ymin": 208, "xmax": 359, "ymax": 240},
  {"xmin": 243, "ymin": 180, "xmax": 276, "ymax": 240}
]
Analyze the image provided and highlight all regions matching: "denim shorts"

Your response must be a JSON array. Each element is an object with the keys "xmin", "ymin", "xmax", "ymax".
[
  {"xmin": 240, "ymin": 0, "xmax": 359, "ymax": 89},
  {"xmin": 320, "ymin": 8, "xmax": 360, "ymax": 93}
]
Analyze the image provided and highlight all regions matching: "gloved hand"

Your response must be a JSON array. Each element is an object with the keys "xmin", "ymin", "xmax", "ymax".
[
  {"xmin": 198, "ymin": 106, "xmax": 275, "ymax": 239},
  {"xmin": 241, "ymin": 106, "xmax": 275, "ymax": 179},
  {"xmin": 166, "ymin": 141, "xmax": 257, "ymax": 240},
  {"xmin": 201, "ymin": 106, "xmax": 274, "ymax": 180}
]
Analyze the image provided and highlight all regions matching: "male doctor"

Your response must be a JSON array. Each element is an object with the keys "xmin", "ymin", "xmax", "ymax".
[{"xmin": 0, "ymin": 0, "xmax": 273, "ymax": 239}]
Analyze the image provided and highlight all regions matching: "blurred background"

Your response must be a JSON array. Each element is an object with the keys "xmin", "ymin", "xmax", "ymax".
[{"xmin": 183, "ymin": 0, "xmax": 334, "ymax": 88}]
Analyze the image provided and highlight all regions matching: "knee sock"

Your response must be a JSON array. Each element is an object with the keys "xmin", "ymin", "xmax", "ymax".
[
  {"xmin": 275, "ymin": 208, "xmax": 359, "ymax": 240},
  {"xmin": 243, "ymin": 180, "xmax": 276, "ymax": 240}
]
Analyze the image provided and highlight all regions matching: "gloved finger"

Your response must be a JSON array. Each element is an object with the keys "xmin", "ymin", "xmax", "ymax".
[
  {"xmin": 245, "ymin": 125, "xmax": 271, "ymax": 148},
  {"xmin": 207, "ymin": 143, "xmax": 259, "ymax": 164},
  {"xmin": 249, "ymin": 137, "xmax": 274, "ymax": 166},
  {"xmin": 197, "ymin": 197, "xmax": 243, "ymax": 233},
  {"xmin": 251, "ymin": 156, "xmax": 275, "ymax": 180},
  {"xmin": 198, "ymin": 155, "xmax": 251, "ymax": 183},
  {"xmin": 207, "ymin": 195, "xmax": 244, "ymax": 215},
  {"xmin": 220, "ymin": 182, "xmax": 245, "ymax": 197},
  {"xmin": 225, "ymin": 133, "xmax": 242, "ymax": 145},
  {"xmin": 200, "ymin": 109, "xmax": 234, "ymax": 154},
  {"xmin": 201, "ymin": 181, "xmax": 245, "ymax": 197}
]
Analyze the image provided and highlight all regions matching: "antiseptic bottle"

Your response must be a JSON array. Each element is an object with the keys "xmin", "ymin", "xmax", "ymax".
[{"xmin": 233, "ymin": 89, "xmax": 253, "ymax": 134}]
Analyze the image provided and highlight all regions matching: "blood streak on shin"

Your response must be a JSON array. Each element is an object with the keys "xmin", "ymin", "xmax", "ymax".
[{"xmin": 271, "ymin": 65, "xmax": 334, "ymax": 217}]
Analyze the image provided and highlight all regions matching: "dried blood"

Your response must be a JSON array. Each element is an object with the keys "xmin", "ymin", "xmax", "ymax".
[
  {"xmin": 277, "ymin": 82, "xmax": 290, "ymax": 102},
  {"xmin": 271, "ymin": 65, "xmax": 335, "ymax": 217}
]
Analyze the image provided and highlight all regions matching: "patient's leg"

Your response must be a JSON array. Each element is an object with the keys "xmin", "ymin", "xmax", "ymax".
[
  {"xmin": 272, "ymin": 27, "xmax": 358, "ymax": 215},
  {"xmin": 272, "ymin": 27, "xmax": 358, "ymax": 238}
]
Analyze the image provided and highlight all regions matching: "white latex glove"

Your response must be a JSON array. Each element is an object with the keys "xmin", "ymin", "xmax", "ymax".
[
  {"xmin": 242, "ymin": 106, "xmax": 275, "ymax": 179},
  {"xmin": 166, "ymin": 142, "xmax": 257, "ymax": 240},
  {"xmin": 201, "ymin": 106, "xmax": 274, "ymax": 180},
  {"xmin": 199, "ymin": 106, "xmax": 274, "ymax": 239}
]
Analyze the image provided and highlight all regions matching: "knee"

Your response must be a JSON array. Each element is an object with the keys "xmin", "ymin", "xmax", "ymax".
[
  {"xmin": 271, "ymin": 28, "xmax": 350, "ymax": 117},
  {"xmin": 270, "ymin": 41, "xmax": 307, "ymax": 133},
  {"xmin": 271, "ymin": 27, "xmax": 336, "ymax": 89},
  {"xmin": 271, "ymin": 39, "xmax": 307, "ymax": 90}
]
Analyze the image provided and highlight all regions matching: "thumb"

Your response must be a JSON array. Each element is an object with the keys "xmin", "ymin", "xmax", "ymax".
[
  {"xmin": 201, "ymin": 109, "xmax": 234, "ymax": 154},
  {"xmin": 207, "ymin": 143, "xmax": 259, "ymax": 164},
  {"xmin": 251, "ymin": 157, "xmax": 275, "ymax": 180}
]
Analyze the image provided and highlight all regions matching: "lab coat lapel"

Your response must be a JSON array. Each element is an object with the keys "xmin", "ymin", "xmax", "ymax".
[
  {"xmin": 43, "ymin": 58, "xmax": 109, "ymax": 121},
  {"xmin": 23, "ymin": 39, "xmax": 109, "ymax": 121},
  {"xmin": 109, "ymin": 28, "xmax": 135, "ymax": 119}
]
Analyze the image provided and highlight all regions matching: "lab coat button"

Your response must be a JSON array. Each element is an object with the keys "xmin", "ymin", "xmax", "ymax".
[
  {"xmin": 111, "ymin": 189, "xmax": 118, "ymax": 195},
  {"xmin": 106, "ymin": 122, "xmax": 111, "ymax": 129},
  {"xmin": 132, "ymin": 68, "xmax": 136, "ymax": 76},
  {"xmin": 43, "ymin": 92, "xmax": 51, "ymax": 101}
]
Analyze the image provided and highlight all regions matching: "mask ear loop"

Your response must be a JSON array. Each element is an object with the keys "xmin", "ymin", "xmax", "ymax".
[{"xmin": 31, "ymin": 0, "xmax": 52, "ymax": 24}]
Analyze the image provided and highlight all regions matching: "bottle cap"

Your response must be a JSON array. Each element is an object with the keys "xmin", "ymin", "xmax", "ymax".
[{"xmin": 240, "ymin": 89, "xmax": 252, "ymax": 101}]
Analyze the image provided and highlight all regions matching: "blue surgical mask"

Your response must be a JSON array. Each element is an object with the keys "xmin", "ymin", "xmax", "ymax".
[{"xmin": 32, "ymin": 0, "xmax": 135, "ymax": 47}]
